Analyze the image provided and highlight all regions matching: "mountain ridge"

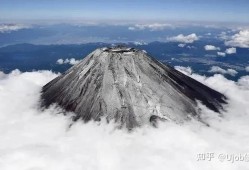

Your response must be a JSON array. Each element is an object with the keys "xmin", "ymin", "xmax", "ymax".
[{"xmin": 41, "ymin": 46, "xmax": 227, "ymax": 129}]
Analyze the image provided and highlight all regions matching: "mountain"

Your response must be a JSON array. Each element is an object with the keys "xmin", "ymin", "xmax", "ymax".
[{"xmin": 41, "ymin": 46, "xmax": 226, "ymax": 129}]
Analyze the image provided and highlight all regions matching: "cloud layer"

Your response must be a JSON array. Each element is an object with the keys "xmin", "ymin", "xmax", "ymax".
[
  {"xmin": 208, "ymin": 66, "xmax": 238, "ymax": 76},
  {"xmin": 0, "ymin": 69, "xmax": 249, "ymax": 170},
  {"xmin": 216, "ymin": 47, "xmax": 236, "ymax": 57},
  {"xmin": 0, "ymin": 24, "xmax": 31, "ymax": 33},
  {"xmin": 128, "ymin": 23, "xmax": 173, "ymax": 31},
  {"xmin": 225, "ymin": 29, "xmax": 249, "ymax": 48},
  {"xmin": 168, "ymin": 33, "xmax": 199, "ymax": 43}
]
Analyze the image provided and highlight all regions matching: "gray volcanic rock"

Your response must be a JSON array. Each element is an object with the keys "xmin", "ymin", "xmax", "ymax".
[{"xmin": 41, "ymin": 46, "xmax": 226, "ymax": 129}]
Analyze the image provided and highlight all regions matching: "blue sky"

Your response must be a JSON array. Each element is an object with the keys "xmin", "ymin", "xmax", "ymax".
[{"xmin": 0, "ymin": 0, "xmax": 249, "ymax": 23}]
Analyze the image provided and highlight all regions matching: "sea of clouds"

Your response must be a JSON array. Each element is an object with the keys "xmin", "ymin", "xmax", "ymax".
[{"xmin": 0, "ymin": 68, "xmax": 249, "ymax": 170}]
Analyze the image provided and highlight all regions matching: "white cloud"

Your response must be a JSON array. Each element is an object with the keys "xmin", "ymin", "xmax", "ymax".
[
  {"xmin": 128, "ymin": 26, "xmax": 136, "ymax": 30},
  {"xmin": 186, "ymin": 45, "xmax": 196, "ymax": 49},
  {"xmin": 225, "ymin": 47, "xmax": 236, "ymax": 54},
  {"xmin": 225, "ymin": 29, "xmax": 249, "ymax": 48},
  {"xmin": 238, "ymin": 76, "xmax": 249, "ymax": 87},
  {"xmin": 128, "ymin": 23, "xmax": 173, "ymax": 31},
  {"xmin": 56, "ymin": 59, "xmax": 64, "ymax": 65},
  {"xmin": 0, "ymin": 71, "xmax": 6, "ymax": 79},
  {"xmin": 208, "ymin": 66, "xmax": 238, "ymax": 76},
  {"xmin": 56, "ymin": 58, "xmax": 80, "ymax": 65},
  {"xmin": 175, "ymin": 66, "xmax": 193, "ymax": 75},
  {"xmin": 219, "ymin": 31, "xmax": 229, "ymax": 40},
  {"xmin": 65, "ymin": 58, "xmax": 80, "ymax": 65},
  {"xmin": 168, "ymin": 33, "xmax": 199, "ymax": 43},
  {"xmin": 1, "ymin": 69, "xmax": 249, "ymax": 170},
  {"xmin": 217, "ymin": 52, "xmax": 226, "ymax": 57},
  {"xmin": 204, "ymin": 45, "xmax": 220, "ymax": 51},
  {"xmin": 245, "ymin": 66, "xmax": 249, "ymax": 72},
  {"xmin": 133, "ymin": 41, "xmax": 148, "ymax": 45},
  {"xmin": 216, "ymin": 48, "xmax": 236, "ymax": 57},
  {"xmin": 178, "ymin": 44, "xmax": 186, "ymax": 48},
  {"xmin": 0, "ymin": 24, "xmax": 31, "ymax": 33}
]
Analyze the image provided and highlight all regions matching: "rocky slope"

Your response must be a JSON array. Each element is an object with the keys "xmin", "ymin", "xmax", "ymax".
[{"xmin": 41, "ymin": 46, "xmax": 227, "ymax": 129}]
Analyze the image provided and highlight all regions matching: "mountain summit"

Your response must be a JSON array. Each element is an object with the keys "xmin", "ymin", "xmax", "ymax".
[{"xmin": 41, "ymin": 46, "xmax": 226, "ymax": 129}]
